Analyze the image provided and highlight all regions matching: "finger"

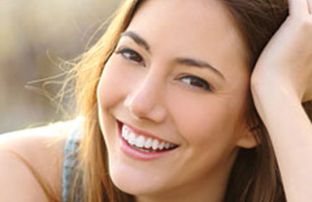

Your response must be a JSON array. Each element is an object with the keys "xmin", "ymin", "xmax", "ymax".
[{"xmin": 288, "ymin": 0, "xmax": 310, "ymax": 17}]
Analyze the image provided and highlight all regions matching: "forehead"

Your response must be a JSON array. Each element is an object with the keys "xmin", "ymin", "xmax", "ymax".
[{"xmin": 126, "ymin": 0, "xmax": 249, "ymax": 78}]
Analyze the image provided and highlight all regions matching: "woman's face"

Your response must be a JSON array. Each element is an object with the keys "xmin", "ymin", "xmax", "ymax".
[{"xmin": 97, "ymin": 0, "xmax": 256, "ymax": 201}]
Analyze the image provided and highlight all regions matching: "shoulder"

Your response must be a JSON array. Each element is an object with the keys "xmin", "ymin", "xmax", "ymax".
[{"xmin": 0, "ymin": 118, "xmax": 82, "ymax": 202}]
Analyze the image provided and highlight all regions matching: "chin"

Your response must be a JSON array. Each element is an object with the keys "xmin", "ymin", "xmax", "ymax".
[{"xmin": 107, "ymin": 159, "xmax": 167, "ymax": 196}]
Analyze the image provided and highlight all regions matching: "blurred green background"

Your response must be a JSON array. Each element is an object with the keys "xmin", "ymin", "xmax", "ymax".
[{"xmin": 0, "ymin": 0, "xmax": 120, "ymax": 133}]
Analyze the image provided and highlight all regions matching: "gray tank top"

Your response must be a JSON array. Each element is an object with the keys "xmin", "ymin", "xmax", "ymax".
[{"xmin": 62, "ymin": 125, "xmax": 81, "ymax": 202}]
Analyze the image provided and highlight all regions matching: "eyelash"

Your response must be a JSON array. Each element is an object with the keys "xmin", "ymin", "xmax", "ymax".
[
  {"xmin": 115, "ymin": 47, "xmax": 213, "ymax": 92},
  {"xmin": 179, "ymin": 75, "xmax": 213, "ymax": 92},
  {"xmin": 115, "ymin": 47, "xmax": 145, "ymax": 65}
]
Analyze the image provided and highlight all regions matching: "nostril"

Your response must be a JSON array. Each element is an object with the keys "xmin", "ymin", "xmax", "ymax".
[
  {"xmin": 124, "ymin": 91, "xmax": 154, "ymax": 117},
  {"xmin": 146, "ymin": 105, "xmax": 167, "ymax": 123},
  {"xmin": 124, "ymin": 94, "xmax": 167, "ymax": 123},
  {"xmin": 124, "ymin": 79, "xmax": 167, "ymax": 122}
]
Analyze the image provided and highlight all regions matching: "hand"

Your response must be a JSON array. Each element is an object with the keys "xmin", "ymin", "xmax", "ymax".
[{"xmin": 251, "ymin": 0, "xmax": 312, "ymax": 102}]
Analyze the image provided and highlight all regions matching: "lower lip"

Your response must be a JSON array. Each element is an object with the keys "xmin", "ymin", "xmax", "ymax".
[{"xmin": 118, "ymin": 124, "xmax": 175, "ymax": 161}]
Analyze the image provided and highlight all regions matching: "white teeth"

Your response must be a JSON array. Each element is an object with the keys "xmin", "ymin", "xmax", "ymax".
[
  {"xmin": 121, "ymin": 125, "xmax": 177, "ymax": 151},
  {"xmin": 159, "ymin": 142, "xmax": 165, "ymax": 150},
  {"xmin": 145, "ymin": 138, "xmax": 153, "ymax": 149},
  {"xmin": 122, "ymin": 126, "xmax": 127, "ymax": 139},
  {"xmin": 135, "ymin": 136, "xmax": 145, "ymax": 148},
  {"xmin": 129, "ymin": 132, "xmax": 136, "ymax": 145},
  {"xmin": 152, "ymin": 139, "xmax": 159, "ymax": 150}
]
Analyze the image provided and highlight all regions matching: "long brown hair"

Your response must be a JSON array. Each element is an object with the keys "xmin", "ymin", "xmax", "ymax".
[{"xmin": 67, "ymin": 0, "xmax": 305, "ymax": 201}]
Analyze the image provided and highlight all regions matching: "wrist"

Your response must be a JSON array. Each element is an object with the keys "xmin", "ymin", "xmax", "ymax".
[
  {"xmin": 250, "ymin": 80, "xmax": 304, "ymax": 125},
  {"xmin": 250, "ymin": 77, "xmax": 301, "ymax": 103}
]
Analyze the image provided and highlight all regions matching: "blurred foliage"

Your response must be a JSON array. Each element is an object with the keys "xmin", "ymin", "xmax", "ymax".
[{"xmin": 0, "ymin": 0, "xmax": 121, "ymax": 133}]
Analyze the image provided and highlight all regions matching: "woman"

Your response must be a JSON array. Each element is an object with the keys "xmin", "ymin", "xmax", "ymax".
[{"xmin": 0, "ymin": 0, "xmax": 311, "ymax": 201}]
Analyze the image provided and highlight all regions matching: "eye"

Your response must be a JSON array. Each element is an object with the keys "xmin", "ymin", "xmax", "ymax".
[
  {"xmin": 115, "ymin": 47, "xmax": 145, "ymax": 65},
  {"xmin": 180, "ymin": 75, "xmax": 213, "ymax": 92}
]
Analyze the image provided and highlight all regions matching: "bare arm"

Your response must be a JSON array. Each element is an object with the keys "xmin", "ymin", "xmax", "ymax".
[
  {"xmin": 251, "ymin": 0, "xmax": 312, "ymax": 201},
  {"xmin": 251, "ymin": 85, "xmax": 312, "ymax": 201}
]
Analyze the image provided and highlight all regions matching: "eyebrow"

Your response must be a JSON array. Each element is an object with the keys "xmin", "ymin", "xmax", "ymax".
[
  {"xmin": 121, "ymin": 31, "xmax": 151, "ymax": 52},
  {"xmin": 121, "ymin": 31, "xmax": 225, "ymax": 81},
  {"xmin": 175, "ymin": 58, "xmax": 225, "ymax": 80}
]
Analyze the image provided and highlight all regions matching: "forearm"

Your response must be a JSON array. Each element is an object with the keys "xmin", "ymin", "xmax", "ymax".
[{"xmin": 252, "ymin": 83, "xmax": 312, "ymax": 202}]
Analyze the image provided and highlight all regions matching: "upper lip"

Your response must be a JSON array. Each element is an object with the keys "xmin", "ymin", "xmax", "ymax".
[{"xmin": 117, "ymin": 120, "xmax": 179, "ymax": 146}]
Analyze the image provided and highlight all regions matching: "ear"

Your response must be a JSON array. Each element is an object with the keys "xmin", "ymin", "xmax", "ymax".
[{"xmin": 235, "ymin": 121, "xmax": 259, "ymax": 149}]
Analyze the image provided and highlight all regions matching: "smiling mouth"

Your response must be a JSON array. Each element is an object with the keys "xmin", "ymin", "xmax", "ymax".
[{"xmin": 118, "ymin": 121, "xmax": 179, "ymax": 153}]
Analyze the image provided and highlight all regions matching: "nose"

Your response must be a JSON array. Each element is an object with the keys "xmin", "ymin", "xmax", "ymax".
[{"xmin": 124, "ymin": 74, "xmax": 167, "ymax": 123}]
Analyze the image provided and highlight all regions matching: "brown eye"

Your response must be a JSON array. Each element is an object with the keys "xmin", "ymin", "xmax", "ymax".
[
  {"xmin": 180, "ymin": 76, "xmax": 213, "ymax": 92},
  {"xmin": 116, "ymin": 47, "xmax": 145, "ymax": 65}
]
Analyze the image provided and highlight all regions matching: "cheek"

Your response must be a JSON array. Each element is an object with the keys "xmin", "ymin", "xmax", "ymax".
[
  {"xmin": 167, "ymin": 93, "xmax": 243, "ymax": 175},
  {"xmin": 168, "ymin": 92, "xmax": 241, "ymax": 147},
  {"xmin": 97, "ymin": 54, "xmax": 148, "ymax": 110},
  {"xmin": 97, "ymin": 58, "xmax": 132, "ymax": 110},
  {"xmin": 186, "ymin": 104, "xmax": 229, "ymax": 139}
]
